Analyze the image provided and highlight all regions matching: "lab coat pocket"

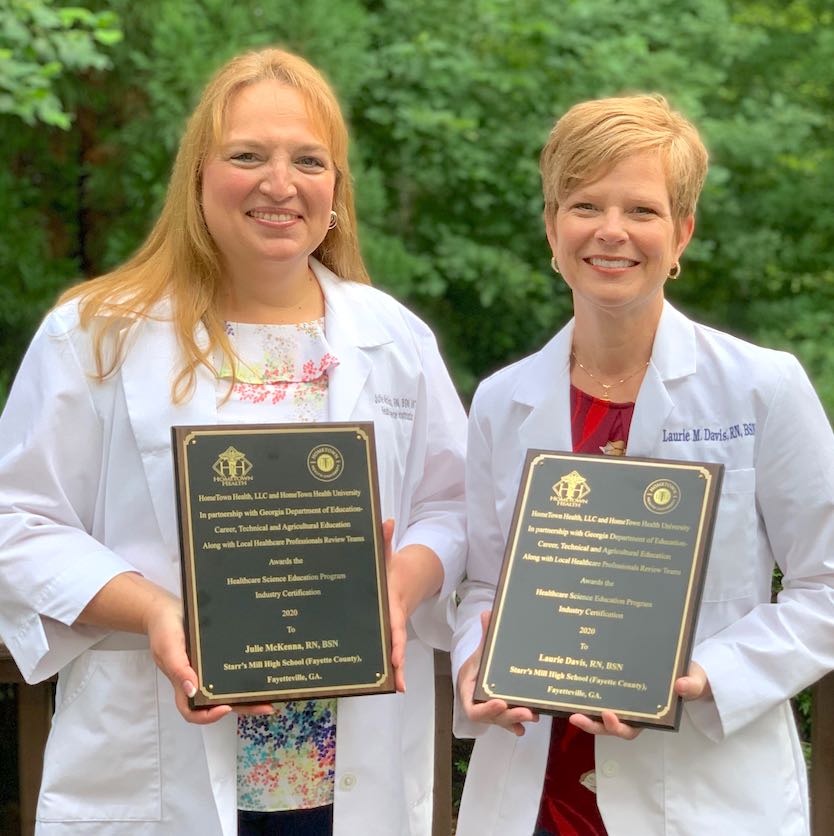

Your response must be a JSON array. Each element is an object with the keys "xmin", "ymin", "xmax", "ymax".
[
  {"xmin": 701, "ymin": 468, "xmax": 756, "ymax": 602},
  {"xmin": 38, "ymin": 649, "xmax": 161, "ymax": 822}
]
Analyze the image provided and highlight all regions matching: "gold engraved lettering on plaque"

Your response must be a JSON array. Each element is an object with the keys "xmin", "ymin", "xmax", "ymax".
[
  {"xmin": 550, "ymin": 470, "xmax": 591, "ymax": 508},
  {"xmin": 212, "ymin": 447, "xmax": 253, "ymax": 487}
]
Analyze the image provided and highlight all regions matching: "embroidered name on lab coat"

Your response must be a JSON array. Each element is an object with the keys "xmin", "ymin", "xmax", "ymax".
[
  {"xmin": 661, "ymin": 422, "xmax": 756, "ymax": 443},
  {"xmin": 374, "ymin": 393, "xmax": 416, "ymax": 421}
]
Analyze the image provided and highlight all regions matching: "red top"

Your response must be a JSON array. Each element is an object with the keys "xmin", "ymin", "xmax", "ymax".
[{"xmin": 535, "ymin": 386, "xmax": 635, "ymax": 836}]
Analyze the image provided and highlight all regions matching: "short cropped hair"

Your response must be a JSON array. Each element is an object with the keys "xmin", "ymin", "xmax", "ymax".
[{"xmin": 540, "ymin": 94, "xmax": 708, "ymax": 225}]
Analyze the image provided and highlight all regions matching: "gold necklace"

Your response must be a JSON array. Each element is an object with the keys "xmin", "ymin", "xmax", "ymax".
[{"xmin": 571, "ymin": 351, "xmax": 649, "ymax": 400}]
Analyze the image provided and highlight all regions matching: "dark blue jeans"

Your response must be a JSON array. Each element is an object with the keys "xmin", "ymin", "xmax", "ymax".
[{"xmin": 238, "ymin": 805, "xmax": 333, "ymax": 836}]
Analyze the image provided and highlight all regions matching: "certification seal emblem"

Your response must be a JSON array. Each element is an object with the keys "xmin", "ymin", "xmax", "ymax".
[
  {"xmin": 643, "ymin": 478, "xmax": 681, "ymax": 514},
  {"xmin": 307, "ymin": 444, "xmax": 344, "ymax": 482}
]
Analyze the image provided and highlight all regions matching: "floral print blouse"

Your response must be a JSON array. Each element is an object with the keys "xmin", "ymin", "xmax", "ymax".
[{"xmin": 216, "ymin": 319, "xmax": 339, "ymax": 812}]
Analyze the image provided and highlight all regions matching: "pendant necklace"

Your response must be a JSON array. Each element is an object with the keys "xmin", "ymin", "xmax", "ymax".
[{"xmin": 571, "ymin": 352, "xmax": 650, "ymax": 401}]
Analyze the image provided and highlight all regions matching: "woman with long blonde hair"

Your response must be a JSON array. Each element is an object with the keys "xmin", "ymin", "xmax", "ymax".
[{"xmin": 0, "ymin": 47, "xmax": 466, "ymax": 836}]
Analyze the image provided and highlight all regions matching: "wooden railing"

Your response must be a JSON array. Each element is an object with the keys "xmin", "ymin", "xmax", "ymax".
[
  {"xmin": 2, "ymin": 644, "xmax": 832, "ymax": 836},
  {"xmin": 433, "ymin": 650, "xmax": 453, "ymax": 836},
  {"xmin": 811, "ymin": 672, "xmax": 834, "ymax": 834},
  {"xmin": 0, "ymin": 646, "xmax": 53, "ymax": 836}
]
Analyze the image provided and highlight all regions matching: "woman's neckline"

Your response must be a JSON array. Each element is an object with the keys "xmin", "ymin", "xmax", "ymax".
[{"xmin": 570, "ymin": 383, "xmax": 635, "ymax": 408}]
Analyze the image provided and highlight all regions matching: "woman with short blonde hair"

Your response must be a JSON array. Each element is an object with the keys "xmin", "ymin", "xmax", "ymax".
[{"xmin": 454, "ymin": 94, "xmax": 834, "ymax": 836}]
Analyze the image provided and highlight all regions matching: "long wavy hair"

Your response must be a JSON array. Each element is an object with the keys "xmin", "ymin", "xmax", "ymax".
[{"xmin": 59, "ymin": 47, "xmax": 369, "ymax": 401}]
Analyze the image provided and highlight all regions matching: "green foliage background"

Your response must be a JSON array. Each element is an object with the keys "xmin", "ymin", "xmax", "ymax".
[
  {"xmin": 2, "ymin": 0, "xmax": 833, "ymax": 409},
  {"xmin": 1, "ymin": 0, "xmax": 832, "ymax": 786}
]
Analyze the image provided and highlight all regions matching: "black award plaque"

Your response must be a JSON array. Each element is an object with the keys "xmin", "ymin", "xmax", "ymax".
[
  {"xmin": 475, "ymin": 451, "xmax": 722, "ymax": 730},
  {"xmin": 172, "ymin": 423, "xmax": 394, "ymax": 706}
]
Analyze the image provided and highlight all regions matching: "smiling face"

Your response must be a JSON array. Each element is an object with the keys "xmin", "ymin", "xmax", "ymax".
[
  {"xmin": 546, "ymin": 152, "xmax": 694, "ymax": 323},
  {"xmin": 200, "ymin": 80, "xmax": 336, "ymax": 293}
]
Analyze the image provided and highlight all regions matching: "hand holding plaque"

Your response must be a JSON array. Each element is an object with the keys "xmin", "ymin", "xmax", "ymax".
[
  {"xmin": 475, "ymin": 451, "xmax": 722, "ymax": 730},
  {"xmin": 172, "ymin": 422, "xmax": 395, "ymax": 707}
]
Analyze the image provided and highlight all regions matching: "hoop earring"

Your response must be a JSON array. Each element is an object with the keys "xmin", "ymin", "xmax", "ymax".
[
  {"xmin": 667, "ymin": 261, "xmax": 681, "ymax": 280},
  {"xmin": 328, "ymin": 210, "xmax": 338, "ymax": 230},
  {"xmin": 550, "ymin": 256, "xmax": 561, "ymax": 276}
]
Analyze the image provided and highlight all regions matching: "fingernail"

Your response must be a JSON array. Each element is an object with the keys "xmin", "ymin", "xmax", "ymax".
[{"xmin": 183, "ymin": 680, "xmax": 197, "ymax": 698}]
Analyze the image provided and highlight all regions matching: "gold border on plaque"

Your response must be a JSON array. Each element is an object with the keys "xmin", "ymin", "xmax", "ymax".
[
  {"xmin": 478, "ymin": 452, "xmax": 720, "ymax": 727},
  {"xmin": 174, "ymin": 423, "xmax": 392, "ymax": 705}
]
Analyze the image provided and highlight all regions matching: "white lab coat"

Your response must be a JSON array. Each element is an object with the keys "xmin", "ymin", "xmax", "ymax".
[
  {"xmin": 452, "ymin": 302, "xmax": 834, "ymax": 836},
  {"xmin": 0, "ymin": 260, "xmax": 467, "ymax": 835}
]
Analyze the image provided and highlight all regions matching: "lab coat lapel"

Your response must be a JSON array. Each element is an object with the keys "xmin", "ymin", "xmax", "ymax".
[
  {"xmin": 515, "ymin": 321, "xmax": 574, "ymax": 454},
  {"xmin": 313, "ymin": 261, "xmax": 392, "ymax": 421},
  {"xmin": 121, "ymin": 310, "xmax": 218, "ymax": 555},
  {"xmin": 627, "ymin": 302, "xmax": 696, "ymax": 457},
  {"xmin": 512, "ymin": 303, "xmax": 695, "ymax": 459}
]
